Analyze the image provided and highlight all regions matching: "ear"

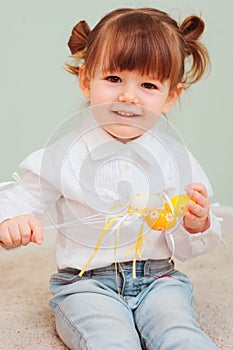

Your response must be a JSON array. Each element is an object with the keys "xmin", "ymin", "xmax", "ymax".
[
  {"xmin": 162, "ymin": 83, "xmax": 183, "ymax": 113},
  {"xmin": 79, "ymin": 65, "xmax": 91, "ymax": 98}
]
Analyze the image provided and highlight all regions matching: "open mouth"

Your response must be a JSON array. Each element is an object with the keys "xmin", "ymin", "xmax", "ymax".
[
  {"xmin": 110, "ymin": 103, "xmax": 143, "ymax": 119},
  {"xmin": 112, "ymin": 110, "xmax": 141, "ymax": 118}
]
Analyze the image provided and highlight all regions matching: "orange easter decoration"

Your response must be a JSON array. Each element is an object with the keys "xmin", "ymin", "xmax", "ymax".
[
  {"xmin": 143, "ymin": 208, "xmax": 177, "ymax": 231},
  {"xmin": 170, "ymin": 195, "xmax": 195, "ymax": 217}
]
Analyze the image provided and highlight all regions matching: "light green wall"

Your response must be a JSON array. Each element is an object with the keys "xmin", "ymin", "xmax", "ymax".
[{"xmin": 0, "ymin": 0, "xmax": 232, "ymax": 206}]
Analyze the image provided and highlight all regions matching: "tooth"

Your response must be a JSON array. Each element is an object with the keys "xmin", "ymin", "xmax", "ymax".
[{"xmin": 118, "ymin": 111, "xmax": 135, "ymax": 116}]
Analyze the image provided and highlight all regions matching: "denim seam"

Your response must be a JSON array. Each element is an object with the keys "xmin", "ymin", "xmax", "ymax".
[
  {"xmin": 118, "ymin": 263, "xmax": 126, "ymax": 296},
  {"xmin": 51, "ymin": 300, "xmax": 92, "ymax": 350},
  {"xmin": 140, "ymin": 332, "xmax": 155, "ymax": 350}
]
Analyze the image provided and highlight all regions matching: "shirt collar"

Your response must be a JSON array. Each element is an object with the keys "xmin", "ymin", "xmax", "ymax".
[
  {"xmin": 82, "ymin": 115, "xmax": 158, "ymax": 165},
  {"xmin": 82, "ymin": 125, "xmax": 125, "ymax": 159}
]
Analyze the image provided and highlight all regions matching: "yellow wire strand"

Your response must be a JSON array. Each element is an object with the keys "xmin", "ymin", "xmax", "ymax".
[
  {"xmin": 79, "ymin": 215, "xmax": 119, "ymax": 276},
  {"xmin": 132, "ymin": 222, "xmax": 144, "ymax": 278},
  {"xmin": 78, "ymin": 194, "xmax": 184, "ymax": 279}
]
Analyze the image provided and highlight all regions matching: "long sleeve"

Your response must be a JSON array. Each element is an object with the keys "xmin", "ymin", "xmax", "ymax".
[
  {"xmin": 162, "ymin": 144, "xmax": 222, "ymax": 261},
  {"xmin": 165, "ymin": 211, "xmax": 222, "ymax": 261},
  {"xmin": 0, "ymin": 170, "xmax": 61, "ymax": 223},
  {"xmin": 0, "ymin": 145, "xmax": 66, "ymax": 224}
]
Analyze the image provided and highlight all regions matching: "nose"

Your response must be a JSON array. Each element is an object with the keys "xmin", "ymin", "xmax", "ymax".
[{"xmin": 118, "ymin": 85, "xmax": 139, "ymax": 104}]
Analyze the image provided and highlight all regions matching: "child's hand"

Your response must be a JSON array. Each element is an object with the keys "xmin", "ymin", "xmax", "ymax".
[
  {"xmin": 0, "ymin": 214, "xmax": 43, "ymax": 250},
  {"xmin": 183, "ymin": 183, "xmax": 210, "ymax": 234}
]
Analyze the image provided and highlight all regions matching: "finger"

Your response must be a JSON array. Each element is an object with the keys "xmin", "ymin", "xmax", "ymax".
[
  {"xmin": 8, "ymin": 223, "xmax": 22, "ymax": 246},
  {"xmin": 187, "ymin": 192, "xmax": 209, "ymax": 210},
  {"xmin": 183, "ymin": 211, "xmax": 210, "ymax": 233},
  {"xmin": 18, "ymin": 221, "xmax": 32, "ymax": 246},
  {"xmin": 186, "ymin": 187, "xmax": 209, "ymax": 209},
  {"xmin": 183, "ymin": 211, "xmax": 195, "ymax": 224},
  {"xmin": 0, "ymin": 226, "xmax": 14, "ymax": 248},
  {"xmin": 0, "ymin": 242, "xmax": 18, "ymax": 250},
  {"xmin": 183, "ymin": 212, "xmax": 201, "ymax": 231},
  {"xmin": 185, "ymin": 183, "xmax": 208, "ymax": 198},
  {"xmin": 187, "ymin": 201, "xmax": 208, "ymax": 218},
  {"xmin": 29, "ymin": 220, "xmax": 43, "ymax": 245}
]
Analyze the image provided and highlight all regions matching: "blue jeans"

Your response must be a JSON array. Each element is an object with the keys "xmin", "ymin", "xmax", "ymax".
[{"xmin": 49, "ymin": 259, "xmax": 217, "ymax": 350}]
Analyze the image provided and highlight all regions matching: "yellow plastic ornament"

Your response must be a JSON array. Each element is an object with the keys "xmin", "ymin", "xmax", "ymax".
[
  {"xmin": 128, "ymin": 193, "xmax": 179, "ymax": 231},
  {"xmin": 143, "ymin": 208, "xmax": 177, "ymax": 231},
  {"xmin": 170, "ymin": 195, "xmax": 195, "ymax": 217},
  {"xmin": 127, "ymin": 193, "xmax": 164, "ymax": 215}
]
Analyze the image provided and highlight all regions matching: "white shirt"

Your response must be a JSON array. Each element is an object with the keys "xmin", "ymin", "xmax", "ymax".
[{"xmin": 0, "ymin": 116, "xmax": 221, "ymax": 270}]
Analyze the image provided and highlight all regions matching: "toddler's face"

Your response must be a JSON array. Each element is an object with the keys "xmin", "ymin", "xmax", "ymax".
[{"xmin": 80, "ymin": 69, "xmax": 179, "ymax": 142}]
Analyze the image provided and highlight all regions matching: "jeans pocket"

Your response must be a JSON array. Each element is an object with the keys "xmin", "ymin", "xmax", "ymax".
[
  {"xmin": 148, "ymin": 266, "xmax": 176, "ymax": 279},
  {"xmin": 50, "ymin": 271, "xmax": 82, "ymax": 294}
]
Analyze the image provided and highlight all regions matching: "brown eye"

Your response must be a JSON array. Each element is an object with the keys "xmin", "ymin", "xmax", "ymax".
[
  {"xmin": 142, "ymin": 82, "xmax": 158, "ymax": 90},
  {"xmin": 106, "ymin": 76, "xmax": 121, "ymax": 83}
]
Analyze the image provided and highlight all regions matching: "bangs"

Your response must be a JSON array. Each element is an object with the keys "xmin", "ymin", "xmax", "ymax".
[
  {"xmin": 87, "ymin": 12, "xmax": 183, "ymax": 86},
  {"xmin": 68, "ymin": 7, "xmax": 209, "ymax": 92}
]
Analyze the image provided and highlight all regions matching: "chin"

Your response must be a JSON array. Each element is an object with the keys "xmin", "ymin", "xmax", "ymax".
[{"xmin": 104, "ymin": 125, "xmax": 144, "ymax": 142}]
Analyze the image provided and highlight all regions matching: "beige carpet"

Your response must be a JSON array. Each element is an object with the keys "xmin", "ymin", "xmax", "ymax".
[{"xmin": 0, "ymin": 228, "xmax": 232, "ymax": 350}]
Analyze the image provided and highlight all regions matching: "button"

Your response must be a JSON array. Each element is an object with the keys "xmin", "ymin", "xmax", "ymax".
[
  {"xmin": 121, "ymin": 163, "xmax": 129, "ymax": 171},
  {"xmin": 146, "ymin": 238, "xmax": 152, "ymax": 247}
]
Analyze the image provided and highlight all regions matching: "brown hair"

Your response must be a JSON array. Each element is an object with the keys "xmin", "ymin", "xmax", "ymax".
[{"xmin": 66, "ymin": 8, "xmax": 210, "ymax": 92}]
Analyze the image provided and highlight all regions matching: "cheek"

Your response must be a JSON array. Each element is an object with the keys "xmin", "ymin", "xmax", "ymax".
[
  {"xmin": 90, "ymin": 89, "xmax": 112, "ymax": 106},
  {"xmin": 152, "ymin": 98, "xmax": 169, "ymax": 114},
  {"xmin": 143, "ymin": 93, "xmax": 164, "ymax": 109}
]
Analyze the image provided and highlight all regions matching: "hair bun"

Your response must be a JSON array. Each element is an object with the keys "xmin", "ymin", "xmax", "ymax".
[
  {"xmin": 180, "ymin": 16, "xmax": 205, "ymax": 41},
  {"xmin": 68, "ymin": 20, "xmax": 91, "ymax": 54}
]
